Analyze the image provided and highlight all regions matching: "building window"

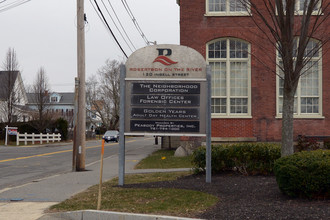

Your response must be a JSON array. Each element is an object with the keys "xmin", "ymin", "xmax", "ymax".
[
  {"xmin": 51, "ymin": 96, "xmax": 58, "ymax": 102},
  {"xmin": 280, "ymin": 0, "xmax": 322, "ymax": 15},
  {"xmin": 277, "ymin": 38, "xmax": 322, "ymax": 117},
  {"xmin": 207, "ymin": 38, "xmax": 251, "ymax": 117},
  {"xmin": 206, "ymin": 0, "xmax": 250, "ymax": 16}
]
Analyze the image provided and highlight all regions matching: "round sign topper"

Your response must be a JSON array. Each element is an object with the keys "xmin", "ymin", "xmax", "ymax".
[{"xmin": 126, "ymin": 44, "xmax": 206, "ymax": 79}]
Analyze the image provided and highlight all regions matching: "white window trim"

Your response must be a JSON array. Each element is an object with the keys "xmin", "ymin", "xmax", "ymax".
[
  {"xmin": 207, "ymin": 38, "xmax": 252, "ymax": 118},
  {"xmin": 276, "ymin": 39, "xmax": 323, "ymax": 118},
  {"xmin": 296, "ymin": 0, "xmax": 323, "ymax": 15},
  {"xmin": 205, "ymin": 0, "xmax": 251, "ymax": 16},
  {"xmin": 51, "ymin": 96, "xmax": 58, "ymax": 103},
  {"xmin": 276, "ymin": 0, "xmax": 323, "ymax": 16}
]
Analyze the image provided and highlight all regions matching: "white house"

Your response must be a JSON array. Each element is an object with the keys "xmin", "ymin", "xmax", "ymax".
[
  {"xmin": 0, "ymin": 71, "xmax": 29, "ymax": 123},
  {"xmin": 26, "ymin": 92, "xmax": 75, "ymax": 127}
]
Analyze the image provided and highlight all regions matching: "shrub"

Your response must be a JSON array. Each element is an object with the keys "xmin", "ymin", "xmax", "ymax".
[
  {"xmin": 192, "ymin": 145, "xmax": 234, "ymax": 173},
  {"xmin": 230, "ymin": 143, "xmax": 281, "ymax": 175},
  {"xmin": 324, "ymin": 138, "xmax": 330, "ymax": 150},
  {"xmin": 54, "ymin": 118, "xmax": 68, "ymax": 141},
  {"xmin": 274, "ymin": 150, "xmax": 330, "ymax": 199},
  {"xmin": 18, "ymin": 123, "xmax": 39, "ymax": 134},
  {"xmin": 192, "ymin": 143, "xmax": 281, "ymax": 175},
  {"xmin": 295, "ymin": 135, "xmax": 321, "ymax": 152}
]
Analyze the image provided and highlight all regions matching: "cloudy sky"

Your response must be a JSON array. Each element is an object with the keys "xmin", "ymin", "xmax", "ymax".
[{"xmin": 0, "ymin": 0, "xmax": 180, "ymax": 92}]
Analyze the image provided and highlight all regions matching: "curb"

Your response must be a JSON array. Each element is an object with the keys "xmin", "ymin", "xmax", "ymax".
[{"xmin": 38, "ymin": 210, "xmax": 204, "ymax": 220}]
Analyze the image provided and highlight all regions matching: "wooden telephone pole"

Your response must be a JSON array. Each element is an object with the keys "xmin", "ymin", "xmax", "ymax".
[{"xmin": 74, "ymin": 0, "xmax": 86, "ymax": 171}]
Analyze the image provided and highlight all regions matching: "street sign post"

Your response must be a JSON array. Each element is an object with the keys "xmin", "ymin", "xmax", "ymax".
[{"xmin": 5, "ymin": 125, "xmax": 18, "ymax": 146}]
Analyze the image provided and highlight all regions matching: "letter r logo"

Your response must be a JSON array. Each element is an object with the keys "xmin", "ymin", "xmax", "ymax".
[
  {"xmin": 156, "ymin": 48, "xmax": 172, "ymax": 56},
  {"xmin": 153, "ymin": 48, "xmax": 178, "ymax": 66}
]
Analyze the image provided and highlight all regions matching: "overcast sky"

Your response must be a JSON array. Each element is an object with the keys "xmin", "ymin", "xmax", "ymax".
[{"xmin": 0, "ymin": 0, "xmax": 180, "ymax": 92}]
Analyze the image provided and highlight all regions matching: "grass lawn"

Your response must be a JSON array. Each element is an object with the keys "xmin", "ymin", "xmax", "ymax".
[
  {"xmin": 135, "ymin": 149, "xmax": 193, "ymax": 169},
  {"xmin": 49, "ymin": 172, "xmax": 218, "ymax": 217}
]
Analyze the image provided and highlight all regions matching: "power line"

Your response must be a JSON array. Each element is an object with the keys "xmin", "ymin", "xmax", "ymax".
[
  {"xmin": 89, "ymin": 0, "xmax": 108, "ymax": 31},
  {"xmin": 100, "ymin": 0, "xmax": 135, "ymax": 52},
  {"xmin": 106, "ymin": 0, "xmax": 136, "ymax": 51},
  {"xmin": 121, "ymin": 0, "xmax": 150, "ymax": 45},
  {"xmin": 0, "ymin": 0, "xmax": 32, "ymax": 13},
  {"xmin": 91, "ymin": 0, "xmax": 128, "ymax": 58}
]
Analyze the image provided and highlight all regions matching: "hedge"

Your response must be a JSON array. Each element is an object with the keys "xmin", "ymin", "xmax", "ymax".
[
  {"xmin": 192, "ymin": 143, "xmax": 281, "ymax": 175},
  {"xmin": 274, "ymin": 150, "xmax": 330, "ymax": 199}
]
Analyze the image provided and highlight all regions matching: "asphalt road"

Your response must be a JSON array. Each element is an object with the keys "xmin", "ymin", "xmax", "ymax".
[{"xmin": 0, "ymin": 136, "xmax": 156, "ymax": 190}]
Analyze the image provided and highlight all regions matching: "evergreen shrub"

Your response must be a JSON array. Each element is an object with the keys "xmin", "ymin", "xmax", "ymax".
[
  {"xmin": 54, "ymin": 118, "xmax": 68, "ymax": 141},
  {"xmin": 192, "ymin": 143, "xmax": 281, "ymax": 175},
  {"xmin": 274, "ymin": 150, "xmax": 330, "ymax": 199}
]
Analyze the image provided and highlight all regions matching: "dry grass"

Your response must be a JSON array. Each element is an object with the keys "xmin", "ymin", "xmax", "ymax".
[
  {"xmin": 135, "ymin": 149, "xmax": 193, "ymax": 169},
  {"xmin": 49, "ymin": 172, "xmax": 218, "ymax": 217}
]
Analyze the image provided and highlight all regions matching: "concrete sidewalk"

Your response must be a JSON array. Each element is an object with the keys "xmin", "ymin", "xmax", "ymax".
[{"xmin": 0, "ymin": 140, "xmax": 196, "ymax": 220}]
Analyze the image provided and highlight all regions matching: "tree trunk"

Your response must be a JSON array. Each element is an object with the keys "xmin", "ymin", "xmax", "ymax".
[{"xmin": 281, "ymin": 88, "xmax": 295, "ymax": 156}]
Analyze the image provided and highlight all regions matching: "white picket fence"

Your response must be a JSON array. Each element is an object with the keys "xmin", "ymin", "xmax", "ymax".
[{"xmin": 16, "ymin": 132, "xmax": 61, "ymax": 146}]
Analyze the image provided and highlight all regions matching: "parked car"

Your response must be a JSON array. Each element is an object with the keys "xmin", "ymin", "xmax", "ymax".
[{"xmin": 103, "ymin": 130, "xmax": 119, "ymax": 142}]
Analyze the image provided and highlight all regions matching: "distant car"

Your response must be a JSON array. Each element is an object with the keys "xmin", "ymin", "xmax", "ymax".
[{"xmin": 103, "ymin": 130, "xmax": 119, "ymax": 142}]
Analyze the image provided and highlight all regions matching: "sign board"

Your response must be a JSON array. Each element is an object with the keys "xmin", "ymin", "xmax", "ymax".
[
  {"xmin": 125, "ymin": 44, "xmax": 207, "ymax": 136},
  {"xmin": 8, "ymin": 128, "xmax": 18, "ymax": 135}
]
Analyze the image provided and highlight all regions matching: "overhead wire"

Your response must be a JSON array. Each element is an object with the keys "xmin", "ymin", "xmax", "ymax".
[
  {"xmin": 106, "ymin": 0, "xmax": 136, "ymax": 51},
  {"xmin": 120, "ymin": 0, "xmax": 150, "ymax": 45},
  {"xmin": 88, "ymin": 0, "xmax": 107, "ymax": 28},
  {"xmin": 0, "ymin": 0, "xmax": 32, "ymax": 13},
  {"xmin": 100, "ymin": 0, "xmax": 135, "ymax": 52},
  {"xmin": 88, "ymin": 0, "xmax": 125, "ymax": 55},
  {"xmin": 90, "ymin": 0, "xmax": 128, "ymax": 58}
]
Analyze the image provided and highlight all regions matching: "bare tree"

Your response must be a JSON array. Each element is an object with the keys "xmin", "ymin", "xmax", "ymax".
[
  {"xmin": 0, "ymin": 47, "xmax": 21, "ymax": 124},
  {"xmin": 86, "ymin": 59, "xmax": 121, "ymax": 130},
  {"xmin": 86, "ymin": 75, "xmax": 102, "ymax": 129},
  {"xmin": 28, "ymin": 67, "xmax": 53, "ymax": 132},
  {"xmin": 240, "ymin": 0, "xmax": 329, "ymax": 156}
]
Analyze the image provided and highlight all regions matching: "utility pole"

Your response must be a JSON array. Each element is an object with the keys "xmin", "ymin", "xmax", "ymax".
[{"xmin": 75, "ymin": 0, "xmax": 86, "ymax": 171}]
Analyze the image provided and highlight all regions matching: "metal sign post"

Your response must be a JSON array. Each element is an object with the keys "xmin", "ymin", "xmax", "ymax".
[
  {"xmin": 119, "ymin": 64, "xmax": 126, "ymax": 186},
  {"xmin": 206, "ymin": 66, "xmax": 212, "ymax": 183}
]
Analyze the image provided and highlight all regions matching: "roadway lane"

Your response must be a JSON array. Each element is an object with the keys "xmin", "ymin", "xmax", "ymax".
[{"xmin": 0, "ymin": 136, "xmax": 156, "ymax": 190}]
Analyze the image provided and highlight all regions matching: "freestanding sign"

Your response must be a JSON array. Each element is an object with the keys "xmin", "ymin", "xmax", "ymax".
[
  {"xmin": 5, "ymin": 125, "xmax": 18, "ymax": 146},
  {"xmin": 125, "ymin": 44, "xmax": 207, "ymax": 136},
  {"xmin": 119, "ymin": 44, "xmax": 211, "ymax": 185}
]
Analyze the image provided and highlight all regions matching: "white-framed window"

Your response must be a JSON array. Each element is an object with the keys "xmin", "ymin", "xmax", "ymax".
[
  {"xmin": 276, "ymin": 38, "xmax": 322, "ymax": 118},
  {"xmin": 51, "ymin": 96, "xmax": 58, "ymax": 102},
  {"xmin": 280, "ymin": 0, "xmax": 322, "ymax": 15},
  {"xmin": 207, "ymin": 38, "xmax": 251, "ymax": 118},
  {"xmin": 206, "ymin": 0, "xmax": 250, "ymax": 16}
]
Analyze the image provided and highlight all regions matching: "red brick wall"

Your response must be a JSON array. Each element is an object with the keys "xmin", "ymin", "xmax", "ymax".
[
  {"xmin": 211, "ymin": 119, "xmax": 254, "ymax": 137},
  {"xmin": 179, "ymin": 0, "xmax": 330, "ymax": 141}
]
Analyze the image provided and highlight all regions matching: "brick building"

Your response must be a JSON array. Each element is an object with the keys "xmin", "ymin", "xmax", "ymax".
[{"xmin": 177, "ymin": 0, "xmax": 330, "ymax": 141}]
